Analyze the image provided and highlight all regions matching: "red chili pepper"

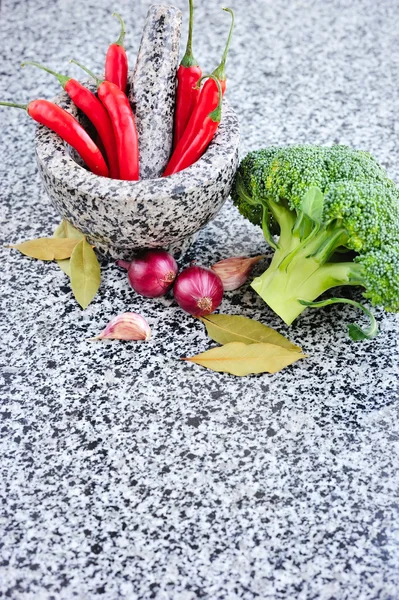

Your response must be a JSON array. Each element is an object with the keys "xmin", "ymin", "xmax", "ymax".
[
  {"xmin": 163, "ymin": 75, "xmax": 222, "ymax": 176},
  {"xmin": 105, "ymin": 13, "xmax": 128, "ymax": 92},
  {"xmin": 22, "ymin": 61, "xmax": 119, "ymax": 179},
  {"xmin": 70, "ymin": 60, "xmax": 139, "ymax": 181},
  {"xmin": 0, "ymin": 99, "xmax": 109, "ymax": 177},
  {"xmin": 164, "ymin": 8, "xmax": 234, "ymax": 176},
  {"xmin": 97, "ymin": 81, "xmax": 139, "ymax": 181},
  {"xmin": 173, "ymin": 0, "xmax": 202, "ymax": 148}
]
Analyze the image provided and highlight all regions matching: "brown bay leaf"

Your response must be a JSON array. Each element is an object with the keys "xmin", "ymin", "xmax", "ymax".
[
  {"xmin": 183, "ymin": 342, "xmax": 306, "ymax": 376},
  {"xmin": 53, "ymin": 220, "xmax": 85, "ymax": 276},
  {"xmin": 8, "ymin": 237, "xmax": 80, "ymax": 260},
  {"xmin": 199, "ymin": 314, "xmax": 302, "ymax": 352},
  {"xmin": 70, "ymin": 239, "xmax": 101, "ymax": 309}
]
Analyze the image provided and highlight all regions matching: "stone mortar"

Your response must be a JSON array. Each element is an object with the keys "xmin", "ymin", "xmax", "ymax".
[{"xmin": 34, "ymin": 79, "xmax": 240, "ymax": 260}]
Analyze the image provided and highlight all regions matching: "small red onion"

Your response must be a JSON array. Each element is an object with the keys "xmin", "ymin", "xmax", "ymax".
[
  {"xmin": 173, "ymin": 265, "xmax": 224, "ymax": 316},
  {"xmin": 116, "ymin": 249, "xmax": 178, "ymax": 298}
]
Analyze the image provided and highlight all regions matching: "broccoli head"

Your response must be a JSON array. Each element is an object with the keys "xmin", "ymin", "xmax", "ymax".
[{"xmin": 231, "ymin": 145, "xmax": 399, "ymax": 339}]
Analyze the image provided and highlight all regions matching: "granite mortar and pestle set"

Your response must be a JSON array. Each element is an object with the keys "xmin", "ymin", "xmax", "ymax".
[{"xmin": 35, "ymin": 5, "xmax": 240, "ymax": 259}]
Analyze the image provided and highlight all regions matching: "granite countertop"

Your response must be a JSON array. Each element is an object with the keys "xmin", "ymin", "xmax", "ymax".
[{"xmin": 1, "ymin": 0, "xmax": 399, "ymax": 598}]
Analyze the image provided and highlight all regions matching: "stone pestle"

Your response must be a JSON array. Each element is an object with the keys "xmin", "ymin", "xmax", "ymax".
[{"xmin": 129, "ymin": 5, "xmax": 182, "ymax": 179}]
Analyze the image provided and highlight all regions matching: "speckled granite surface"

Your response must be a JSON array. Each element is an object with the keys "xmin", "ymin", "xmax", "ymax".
[
  {"xmin": 130, "ymin": 5, "xmax": 182, "ymax": 179},
  {"xmin": 1, "ymin": 0, "xmax": 399, "ymax": 599}
]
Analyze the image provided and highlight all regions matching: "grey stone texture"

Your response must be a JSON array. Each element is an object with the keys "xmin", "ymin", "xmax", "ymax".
[
  {"xmin": 129, "ymin": 5, "xmax": 182, "ymax": 179},
  {"xmin": 1, "ymin": 0, "xmax": 399, "ymax": 599}
]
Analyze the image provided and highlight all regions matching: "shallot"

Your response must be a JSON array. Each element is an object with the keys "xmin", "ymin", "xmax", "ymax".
[
  {"xmin": 211, "ymin": 255, "xmax": 265, "ymax": 291},
  {"xmin": 116, "ymin": 249, "xmax": 178, "ymax": 298},
  {"xmin": 173, "ymin": 265, "xmax": 224, "ymax": 316}
]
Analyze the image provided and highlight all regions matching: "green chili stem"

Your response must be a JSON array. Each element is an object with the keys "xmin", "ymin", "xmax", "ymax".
[
  {"xmin": 0, "ymin": 101, "xmax": 28, "ymax": 110},
  {"xmin": 69, "ymin": 60, "xmax": 103, "ymax": 87},
  {"xmin": 112, "ymin": 13, "xmax": 126, "ymax": 47},
  {"xmin": 21, "ymin": 61, "xmax": 69, "ymax": 89},
  {"xmin": 181, "ymin": 0, "xmax": 199, "ymax": 68},
  {"xmin": 212, "ymin": 8, "xmax": 235, "ymax": 81}
]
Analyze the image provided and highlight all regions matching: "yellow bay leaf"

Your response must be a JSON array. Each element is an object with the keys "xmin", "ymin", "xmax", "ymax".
[
  {"xmin": 8, "ymin": 237, "xmax": 80, "ymax": 260},
  {"xmin": 53, "ymin": 221, "xmax": 67, "ymax": 239},
  {"xmin": 70, "ymin": 239, "xmax": 101, "ymax": 309},
  {"xmin": 199, "ymin": 314, "xmax": 301, "ymax": 352},
  {"xmin": 183, "ymin": 342, "xmax": 306, "ymax": 376},
  {"xmin": 53, "ymin": 220, "xmax": 85, "ymax": 276}
]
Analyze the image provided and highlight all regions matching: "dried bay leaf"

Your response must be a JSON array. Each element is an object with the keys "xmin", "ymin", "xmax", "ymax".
[
  {"xmin": 8, "ymin": 237, "xmax": 80, "ymax": 260},
  {"xmin": 200, "ymin": 314, "xmax": 302, "ymax": 352},
  {"xmin": 183, "ymin": 342, "xmax": 306, "ymax": 376},
  {"xmin": 53, "ymin": 221, "xmax": 67, "ymax": 239},
  {"xmin": 70, "ymin": 239, "xmax": 101, "ymax": 309},
  {"xmin": 54, "ymin": 221, "xmax": 70, "ymax": 275},
  {"xmin": 53, "ymin": 220, "xmax": 85, "ymax": 276},
  {"xmin": 55, "ymin": 257, "xmax": 72, "ymax": 276}
]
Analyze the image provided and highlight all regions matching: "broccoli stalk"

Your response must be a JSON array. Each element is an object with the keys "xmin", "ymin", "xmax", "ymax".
[
  {"xmin": 251, "ymin": 187, "xmax": 363, "ymax": 325},
  {"xmin": 299, "ymin": 298, "xmax": 378, "ymax": 340},
  {"xmin": 232, "ymin": 145, "xmax": 399, "ymax": 340}
]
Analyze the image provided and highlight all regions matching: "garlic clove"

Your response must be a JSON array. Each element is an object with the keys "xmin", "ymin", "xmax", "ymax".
[
  {"xmin": 89, "ymin": 312, "xmax": 151, "ymax": 341},
  {"xmin": 211, "ymin": 255, "xmax": 265, "ymax": 291}
]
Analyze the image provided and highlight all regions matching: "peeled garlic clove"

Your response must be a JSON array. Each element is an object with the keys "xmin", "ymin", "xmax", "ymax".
[
  {"xmin": 90, "ymin": 312, "xmax": 151, "ymax": 341},
  {"xmin": 211, "ymin": 255, "xmax": 265, "ymax": 291}
]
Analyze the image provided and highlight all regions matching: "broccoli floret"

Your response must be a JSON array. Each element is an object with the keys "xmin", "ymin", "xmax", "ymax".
[
  {"xmin": 323, "ymin": 181, "xmax": 399, "ymax": 252},
  {"xmin": 359, "ymin": 243, "xmax": 399, "ymax": 312},
  {"xmin": 232, "ymin": 145, "xmax": 399, "ymax": 339},
  {"xmin": 234, "ymin": 147, "xmax": 279, "ymax": 226}
]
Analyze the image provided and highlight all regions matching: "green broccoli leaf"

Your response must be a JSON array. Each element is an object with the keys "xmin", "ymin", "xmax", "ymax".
[{"xmin": 299, "ymin": 186, "xmax": 325, "ymax": 224}]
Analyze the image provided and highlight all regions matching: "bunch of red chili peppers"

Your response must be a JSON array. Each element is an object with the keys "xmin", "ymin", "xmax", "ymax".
[
  {"xmin": 164, "ymin": 3, "xmax": 234, "ymax": 176},
  {"xmin": 0, "ymin": 3, "xmax": 234, "ymax": 180}
]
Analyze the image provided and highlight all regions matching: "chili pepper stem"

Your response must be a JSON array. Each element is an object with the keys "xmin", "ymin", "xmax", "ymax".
[
  {"xmin": 21, "ymin": 61, "xmax": 69, "ymax": 89},
  {"xmin": 181, "ymin": 0, "xmax": 199, "ymax": 68},
  {"xmin": 69, "ymin": 60, "xmax": 103, "ymax": 87},
  {"xmin": 212, "ymin": 7, "xmax": 235, "ymax": 81},
  {"xmin": 112, "ymin": 13, "xmax": 126, "ymax": 46},
  {"xmin": 0, "ymin": 101, "xmax": 28, "ymax": 110}
]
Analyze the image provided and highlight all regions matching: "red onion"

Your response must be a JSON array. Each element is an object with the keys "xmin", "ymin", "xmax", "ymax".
[
  {"xmin": 173, "ymin": 265, "xmax": 224, "ymax": 316},
  {"xmin": 116, "ymin": 249, "xmax": 178, "ymax": 298}
]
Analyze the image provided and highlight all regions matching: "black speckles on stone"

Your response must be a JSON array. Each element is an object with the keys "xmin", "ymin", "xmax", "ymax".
[
  {"xmin": 90, "ymin": 543, "xmax": 102, "ymax": 555},
  {"xmin": 87, "ymin": 439, "xmax": 102, "ymax": 450},
  {"xmin": 186, "ymin": 416, "xmax": 202, "ymax": 428},
  {"xmin": 230, "ymin": 294, "xmax": 244, "ymax": 306}
]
